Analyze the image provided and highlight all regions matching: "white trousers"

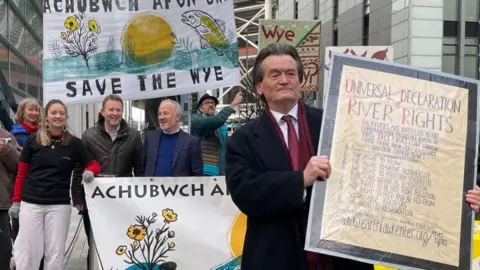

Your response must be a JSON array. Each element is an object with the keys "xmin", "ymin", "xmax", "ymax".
[{"xmin": 14, "ymin": 201, "xmax": 71, "ymax": 270}]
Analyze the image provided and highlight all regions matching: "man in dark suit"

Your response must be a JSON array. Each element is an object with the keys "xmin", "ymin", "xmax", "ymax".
[
  {"xmin": 225, "ymin": 43, "xmax": 374, "ymax": 270},
  {"xmin": 143, "ymin": 99, "xmax": 203, "ymax": 177}
]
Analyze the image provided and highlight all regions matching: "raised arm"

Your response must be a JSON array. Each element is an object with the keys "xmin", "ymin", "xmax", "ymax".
[{"xmin": 191, "ymin": 107, "xmax": 235, "ymax": 136}]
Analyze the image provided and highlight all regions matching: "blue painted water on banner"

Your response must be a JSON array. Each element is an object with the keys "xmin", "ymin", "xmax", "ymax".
[{"xmin": 43, "ymin": 43, "xmax": 239, "ymax": 83}]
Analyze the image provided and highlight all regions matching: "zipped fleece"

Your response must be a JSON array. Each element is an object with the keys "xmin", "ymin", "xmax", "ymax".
[{"xmin": 71, "ymin": 118, "xmax": 144, "ymax": 206}]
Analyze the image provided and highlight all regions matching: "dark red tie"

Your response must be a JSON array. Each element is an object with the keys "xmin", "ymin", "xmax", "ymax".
[{"xmin": 282, "ymin": 115, "xmax": 299, "ymax": 170}]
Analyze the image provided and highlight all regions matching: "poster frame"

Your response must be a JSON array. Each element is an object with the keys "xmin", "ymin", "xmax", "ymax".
[{"xmin": 306, "ymin": 53, "xmax": 479, "ymax": 270}]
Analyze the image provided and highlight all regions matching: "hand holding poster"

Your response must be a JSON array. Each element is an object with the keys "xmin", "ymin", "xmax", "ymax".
[
  {"xmin": 84, "ymin": 177, "xmax": 245, "ymax": 270},
  {"xmin": 306, "ymin": 53, "xmax": 479, "ymax": 269},
  {"xmin": 43, "ymin": 0, "xmax": 240, "ymax": 104}
]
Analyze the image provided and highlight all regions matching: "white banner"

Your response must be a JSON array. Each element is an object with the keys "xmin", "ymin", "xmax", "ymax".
[
  {"xmin": 43, "ymin": 0, "xmax": 240, "ymax": 104},
  {"xmin": 84, "ymin": 177, "xmax": 244, "ymax": 270},
  {"xmin": 322, "ymin": 46, "xmax": 393, "ymax": 106}
]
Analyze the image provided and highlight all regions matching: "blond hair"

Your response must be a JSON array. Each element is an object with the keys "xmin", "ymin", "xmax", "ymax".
[
  {"xmin": 14, "ymin": 97, "xmax": 41, "ymax": 123},
  {"xmin": 37, "ymin": 99, "xmax": 72, "ymax": 146}
]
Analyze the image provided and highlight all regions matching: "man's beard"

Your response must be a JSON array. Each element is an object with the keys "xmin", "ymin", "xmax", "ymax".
[{"xmin": 206, "ymin": 110, "xmax": 215, "ymax": 116}]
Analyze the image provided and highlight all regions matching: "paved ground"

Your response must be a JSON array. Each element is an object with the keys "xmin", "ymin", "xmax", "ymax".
[
  {"xmin": 65, "ymin": 211, "xmax": 89, "ymax": 270},
  {"xmin": 9, "ymin": 210, "xmax": 91, "ymax": 270}
]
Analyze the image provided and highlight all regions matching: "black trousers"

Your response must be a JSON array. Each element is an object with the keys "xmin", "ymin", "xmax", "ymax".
[
  {"xmin": 0, "ymin": 210, "xmax": 12, "ymax": 270},
  {"xmin": 11, "ymin": 216, "xmax": 18, "ymax": 241},
  {"xmin": 83, "ymin": 210, "xmax": 92, "ymax": 270}
]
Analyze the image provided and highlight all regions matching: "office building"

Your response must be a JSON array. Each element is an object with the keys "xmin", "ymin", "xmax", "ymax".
[
  {"xmin": 274, "ymin": 0, "xmax": 479, "ymax": 92},
  {"xmin": 0, "ymin": 0, "xmax": 43, "ymax": 110}
]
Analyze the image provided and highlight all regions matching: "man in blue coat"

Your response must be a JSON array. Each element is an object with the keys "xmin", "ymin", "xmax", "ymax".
[{"xmin": 143, "ymin": 99, "xmax": 202, "ymax": 177}]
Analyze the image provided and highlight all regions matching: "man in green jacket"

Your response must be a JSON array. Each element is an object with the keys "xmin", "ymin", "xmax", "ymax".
[{"xmin": 191, "ymin": 92, "xmax": 243, "ymax": 176}]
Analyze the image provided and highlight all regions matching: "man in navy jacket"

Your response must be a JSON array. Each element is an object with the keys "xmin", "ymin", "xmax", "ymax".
[{"xmin": 143, "ymin": 99, "xmax": 202, "ymax": 177}]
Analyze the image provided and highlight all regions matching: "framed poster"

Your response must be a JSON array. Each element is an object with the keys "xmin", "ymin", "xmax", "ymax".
[{"xmin": 306, "ymin": 53, "xmax": 479, "ymax": 270}]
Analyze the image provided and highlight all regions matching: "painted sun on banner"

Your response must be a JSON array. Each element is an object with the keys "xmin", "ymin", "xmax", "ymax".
[
  {"xmin": 85, "ymin": 177, "xmax": 246, "ymax": 270},
  {"xmin": 43, "ymin": 0, "xmax": 240, "ymax": 104}
]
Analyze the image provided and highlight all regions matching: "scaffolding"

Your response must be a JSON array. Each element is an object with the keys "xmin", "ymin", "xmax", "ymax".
[{"xmin": 217, "ymin": 0, "xmax": 272, "ymax": 101}]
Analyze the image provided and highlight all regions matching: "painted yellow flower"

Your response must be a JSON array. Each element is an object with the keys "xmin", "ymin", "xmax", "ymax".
[
  {"xmin": 60, "ymin": 32, "xmax": 67, "ymax": 40},
  {"xmin": 169, "ymin": 242, "xmax": 175, "ymax": 249},
  {"xmin": 168, "ymin": 231, "xmax": 175, "ymax": 238},
  {"xmin": 88, "ymin": 19, "xmax": 99, "ymax": 33},
  {"xmin": 132, "ymin": 241, "xmax": 139, "ymax": 249},
  {"xmin": 127, "ymin": 225, "xmax": 147, "ymax": 241},
  {"xmin": 162, "ymin": 208, "xmax": 177, "ymax": 223},
  {"xmin": 152, "ymin": 212, "xmax": 157, "ymax": 218},
  {"xmin": 116, "ymin": 245, "xmax": 127, "ymax": 255},
  {"xmin": 64, "ymin": 16, "xmax": 78, "ymax": 31}
]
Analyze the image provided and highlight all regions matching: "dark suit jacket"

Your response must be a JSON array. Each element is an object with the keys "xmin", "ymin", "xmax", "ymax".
[
  {"xmin": 143, "ymin": 129, "xmax": 203, "ymax": 177},
  {"xmin": 226, "ymin": 105, "xmax": 373, "ymax": 270}
]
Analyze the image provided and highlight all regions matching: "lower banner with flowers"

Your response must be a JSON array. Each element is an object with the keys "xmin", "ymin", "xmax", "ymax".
[{"xmin": 84, "ymin": 176, "xmax": 245, "ymax": 270}]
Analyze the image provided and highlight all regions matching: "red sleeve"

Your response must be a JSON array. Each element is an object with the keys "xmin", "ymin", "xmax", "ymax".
[
  {"xmin": 12, "ymin": 162, "xmax": 29, "ymax": 202},
  {"xmin": 84, "ymin": 160, "xmax": 101, "ymax": 176}
]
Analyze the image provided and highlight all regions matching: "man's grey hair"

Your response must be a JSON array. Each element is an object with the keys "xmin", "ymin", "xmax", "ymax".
[
  {"xmin": 160, "ymin": 99, "xmax": 182, "ymax": 114},
  {"xmin": 252, "ymin": 43, "xmax": 304, "ymax": 87}
]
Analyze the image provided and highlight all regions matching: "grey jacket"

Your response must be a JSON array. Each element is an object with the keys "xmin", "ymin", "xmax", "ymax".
[
  {"xmin": 0, "ymin": 129, "xmax": 19, "ymax": 210},
  {"xmin": 72, "ymin": 119, "xmax": 144, "ymax": 206}
]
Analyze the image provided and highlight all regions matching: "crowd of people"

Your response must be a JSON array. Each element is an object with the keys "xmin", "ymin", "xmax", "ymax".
[
  {"xmin": 0, "ymin": 80, "xmax": 243, "ymax": 269},
  {"xmin": 1, "ymin": 43, "xmax": 480, "ymax": 270}
]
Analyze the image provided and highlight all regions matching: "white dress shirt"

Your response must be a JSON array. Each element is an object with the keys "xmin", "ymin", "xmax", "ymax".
[
  {"xmin": 269, "ymin": 104, "xmax": 299, "ymax": 148},
  {"xmin": 269, "ymin": 104, "xmax": 306, "ymax": 200}
]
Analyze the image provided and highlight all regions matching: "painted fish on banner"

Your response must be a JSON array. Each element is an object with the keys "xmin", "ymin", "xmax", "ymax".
[
  {"xmin": 43, "ymin": 0, "xmax": 240, "ymax": 104},
  {"xmin": 84, "ymin": 176, "xmax": 246, "ymax": 270}
]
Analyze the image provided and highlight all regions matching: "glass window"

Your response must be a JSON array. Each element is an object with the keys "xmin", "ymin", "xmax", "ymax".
[
  {"xmin": 0, "ymin": 0, "xmax": 7, "ymax": 38},
  {"xmin": 9, "ymin": 51, "xmax": 26, "ymax": 91},
  {"xmin": 39, "ymin": 18, "xmax": 42, "ymax": 39},
  {"xmin": 38, "ymin": 41, "xmax": 42, "ymax": 66},
  {"xmin": 0, "ymin": 41, "xmax": 9, "ymax": 83},
  {"xmin": 443, "ymin": 21, "xmax": 458, "ymax": 37},
  {"xmin": 11, "ymin": 0, "xmax": 25, "ymax": 17},
  {"xmin": 8, "ymin": 9, "xmax": 26, "ymax": 56},
  {"xmin": 39, "ymin": 73, "xmax": 42, "ymax": 102},
  {"xmin": 27, "ymin": 83, "xmax": 38, "ymax": 98},
  {"xmin": 26, "ymin": 2, "xmax": 38, "ymax": 31},
  {"xmin": 465, "ymin": 22, "xmax": 479, "ymax": 38},
  {"xmin": 26, "ymin": 30, "xmax": 38, "ymax": 65},
  {"xmin": 26, "ymin": 65, "xmax": 39, "ymax": 98}
]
